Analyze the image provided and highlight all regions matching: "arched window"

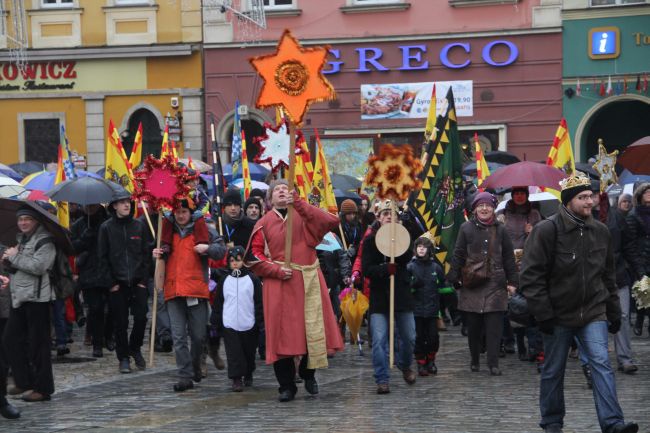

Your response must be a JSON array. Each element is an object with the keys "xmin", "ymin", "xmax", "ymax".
[{"xmin": 121, "ymin": 108, "xmax": 163, "ymax": 163}]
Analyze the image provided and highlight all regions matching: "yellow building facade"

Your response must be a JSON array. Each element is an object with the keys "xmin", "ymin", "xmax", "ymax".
[{"xmin": 0, "ymin": 0, "xmax": 203, "ymax": 171}]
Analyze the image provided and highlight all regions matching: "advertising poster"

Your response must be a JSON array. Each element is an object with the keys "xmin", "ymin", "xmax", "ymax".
[
  {"xmin": 319, "ymin": 137, "xmax": 373, "ymax": 179},
  {"xmin": 360, "ymin": 80, "xmax": 473, "ymax": 119}
]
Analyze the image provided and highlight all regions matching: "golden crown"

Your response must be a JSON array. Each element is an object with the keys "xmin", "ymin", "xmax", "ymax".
[
  {"xmin": 418, "ymin": 231, "xmax": 437, "ymax": 246},
  {"xmin": 558, "ymin": 170, "xmax": 591, "ymax": 191}
]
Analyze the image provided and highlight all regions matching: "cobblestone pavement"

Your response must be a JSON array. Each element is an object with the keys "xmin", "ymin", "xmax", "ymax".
[{"xmin": 5, "ymin": 322, "xmax": 650, "ymax": 433}]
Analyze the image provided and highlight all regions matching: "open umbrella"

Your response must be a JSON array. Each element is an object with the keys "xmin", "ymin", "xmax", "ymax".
[
  {"xmin": 481, "ymin": 161, "xmax": 567, "ymax": 190},
  {"xmin": 484, "ymin": 151, "xmax": 520, "ymax": 166},
  {"xmin": 618, "ymin": 169, "xmax": 650, "ymax": 186},
  {"xmin": 0, "ymin": 164, "xmax": 23, "ymax": 181},
  {"xmin": 0, "ymin": 198, "xmax": 73, "ymax": 254},
  {"xmin": 231, "ymin": 178, "xmax": 269, "ymax": 191},
  {"xmin": 0, "ymin": 176, "xmax": 26, "ymax": 198},
  {"xmin": 496, "ymin": 191, "xmax": 559, "ymax": 218},
  {"xmin": 574, "ymin": 162, "xmax": 600, "ymax": 180},
  {"xmin": 179, "ymin": 158, "xmax": 212, "ymax": 173},
  {"xmin": 618, "ymin": 137, "xmax": 650, "ymax": 175},
  {"xmin": 9, "ymin": 161, "xmax": 46, "ymax": 177},
  {"xmin": 22, "ymin": 170, "xmax": 102, "ymax": 192},
  {"xmin": 462, "ymin": 161, "xmax": 506, "ymax": 177},
  {"xmin": 223, "ymin": 162, "xmax": 270, "ymax": 182},
  {"xmin": 331, "ymin": 173, "xmax": 362, "ymax": 192},
  {"xmin": 46, "ymin": 177, "xmax": 126, "ymax": 205}
]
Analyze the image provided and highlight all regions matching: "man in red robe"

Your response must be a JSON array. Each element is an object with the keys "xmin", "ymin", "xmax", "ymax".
[{"xmin": 247, "ymin": 179, "xmax": 344, "ymax": 402}]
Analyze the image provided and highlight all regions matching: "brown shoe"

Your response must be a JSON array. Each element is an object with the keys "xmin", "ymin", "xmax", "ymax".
[
  {"xmin": 376, "ymin": 383, "xmax": 390, "ymax": 394},
  {"xmin": 21, "ymin": 391, "xmax": 51, "ymax": 402},
  {"xmin": 7, "ymin": 386, "xmax": 28, "ymax": 396},
  {"xmin": 208, "ymin": 343, "xmax": 226, "ymax": 370},
  {"xmin": 402, "ymin": 368, "xmax": 416, "ymax": 385}
]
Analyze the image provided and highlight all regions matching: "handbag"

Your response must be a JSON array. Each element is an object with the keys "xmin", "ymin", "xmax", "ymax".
[
  {"xmin": 508, "ymin": 291, "xmax": 531, "ymax": 326},
  {"xmin": 461, "ymin": 226, "xmax": 495, "ymax": 289}
]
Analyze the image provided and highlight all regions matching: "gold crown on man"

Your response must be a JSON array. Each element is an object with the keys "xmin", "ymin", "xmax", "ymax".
[{"xmin": 558, "ymin": 170, "xmax": 590, "ymax": 191}]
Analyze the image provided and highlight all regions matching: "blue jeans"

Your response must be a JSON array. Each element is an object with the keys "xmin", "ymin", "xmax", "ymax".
[
  {"xmin": 540, "ymin": 320, "xmax": 624, "ymax": 432},
  {"xmin": 370, "ymin": 312, "xmax": 415, "ymax": 385},
  {"xmin": 52, "ymin": 299, "xmax": 67, "ymax": 347}
]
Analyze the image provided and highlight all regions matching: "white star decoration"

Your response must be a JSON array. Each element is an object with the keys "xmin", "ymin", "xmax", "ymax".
[
  {"xmin": 592, "ymin": 141, "xmax": 618, "ymax": 193},
  {"xmin": 253, "ymin": 119, "xmax": 305, "ymax": 171}
]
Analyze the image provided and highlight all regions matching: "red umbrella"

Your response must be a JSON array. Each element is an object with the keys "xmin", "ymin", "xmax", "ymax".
[
  {"xmin": 618, "ymin": 136, "xmax": 650, "ymax": 175},
  {"xmin": 481, "ymin": 161, "xmax": 567, "ymax": 190},
  {"xmin": 26, "ymin": 190, "xmax": 49, "ymax": 201}
]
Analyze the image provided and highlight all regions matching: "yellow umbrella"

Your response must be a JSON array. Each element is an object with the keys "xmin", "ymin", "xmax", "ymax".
[{"xmin": 339, "ymin": 288, "xmax": 369, "ymax": 346}]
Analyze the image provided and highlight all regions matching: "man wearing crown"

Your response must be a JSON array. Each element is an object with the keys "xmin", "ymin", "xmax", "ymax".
[{"xmin": 520, "ymin": 171, "xmax": 638, "ymax": 433}]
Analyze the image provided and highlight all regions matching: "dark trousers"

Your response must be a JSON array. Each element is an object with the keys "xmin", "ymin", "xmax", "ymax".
[
  {"xmin": 440, "ymin": 291, "xmax": 460, "ymax": 322},
  {"xmin": 84, "ymin": 288, "xmax": 113, "ymax": 349},
  {"xmin": 223, "ymin": 327, "xmax": 258, "ymax": 379},
  {"xmin": 109, "ymin": 284, "xmax": 148, "ymax": 361},
  {"xmin": 414, "ymin": 316, "xmax": 439, "ymax": 359},
  {"xmin": 0, "ymin": 318, "xmax": 7, "ymax": 404},
  {"xmin": 273, "ymin": 355, "xmax": 314, "ymax": 395},
  {"xmin": 465, "ymin": 311, "xmax": 504, "ymax": 369},
  {"xmin": 3, "ymin": 302, "xmax": 54, "ymax": 395}
]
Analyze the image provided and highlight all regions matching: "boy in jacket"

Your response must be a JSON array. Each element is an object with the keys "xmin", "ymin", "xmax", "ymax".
[
  {"xmin": 407, "ymin": 235, "xmax": 444, "ymax": 376},
  {"xmin": 98, "ymin": 191, "xmax": 153, "ymax": 374}
]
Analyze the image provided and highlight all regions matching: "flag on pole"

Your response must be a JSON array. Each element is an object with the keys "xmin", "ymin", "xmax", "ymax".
[
  {"xmin": 187, "ymin": 156, "xmax": 196, "ymax": 170},
  {"xmin": 424, "ymin": 84, "xmax": 437, "ymax": 142},
  {"xmin": 546, "ymin": 118, "xmax": 575, "ymax": 175},
  {"xmin": 599, "ymin": 79, "xmax": 606, "ymax": 97},
  {"xmin": 105, "ymin": 120, "xmax": 134, "ymax": 192},
  {"xmin": 636, "ymin": 75, "xmax": 642, "ymax": 92},
  {"xmin": 54, "ymin": 146, "xmax": 70, "ymax": 228},
  {"xmin": 160, "ymin": 124, "xmax": 170, "ymax": 158},
  {"xmin": 129, "ymin": 122, "xmax": 143, "ymax": 170},
  {"xmin": 294, "ymin": 138, "xmax": 313, "ymax": 200},
  {"xmin": 241, "ymin": 130, "xmax": 252, "ymax": 200},
  {"xmin": 312, "ymin": 130, "xmax": 338, "ymax": 214},
  {"xmin": 576, "ymin": 78, "xmax": 581, "ymax": 96},
  {"xmin": 606, "ymin": 76, "xmax": 613, "ymax": 96},
  {"xmin": 231, "ymin": 100, "xmax": 242, "ymax": 180},
  {"xmin": 60, "ymin": 125, "xmax": 77, "ymax": 180},
  {"xmin": 408, "ymin": 87, "xmax": 465, "ymax": 273},
  {"xmin": 474, "ymin": 133, "xmax": 490, "ymax": 188}
]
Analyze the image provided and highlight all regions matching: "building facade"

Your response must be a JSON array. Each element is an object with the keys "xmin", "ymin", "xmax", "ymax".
[
  {"xmin": 561, "ymin": 0, "xmax": 650, "ymax": 160},
  {"xmin": 0, "ymin": 0, "xmax": 204, "ymax": 171},
  {"xmin": 203, "ymin": 0, "xmax": 564, "ymax": 169}
]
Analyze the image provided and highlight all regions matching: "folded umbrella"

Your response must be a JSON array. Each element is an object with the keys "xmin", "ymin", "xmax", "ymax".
[
  {"xmin": 338, "ymin": 287, "xmax": 369, "ymax": 346},
  {"xmin": 46, "ymin": 177, "xmax": 126, "ymax": 205},
  {"xmin": 0, "ymin": 198, "xmax": 73, "ymax": 254},
  {"xmin": 481, "ymin": 161, "xmax": 567, "ymax": 190}
]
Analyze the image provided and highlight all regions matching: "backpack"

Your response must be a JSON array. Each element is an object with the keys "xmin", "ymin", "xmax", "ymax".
[{"xmin": 35, "ymin": 237, "xmax": 75, "ymax": 300}]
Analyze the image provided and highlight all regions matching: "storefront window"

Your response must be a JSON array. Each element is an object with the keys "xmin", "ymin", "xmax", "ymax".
[
  {"xmin": 590, "ymin": 0, "xmax": 644, "ymax": 6},
  {"xmin": 263, "ymin": 0, "xmax": 295, "ymax": 9},
  {"xmin": 24, "ymin": 119, "xmax": 60, "ymax": 163}
]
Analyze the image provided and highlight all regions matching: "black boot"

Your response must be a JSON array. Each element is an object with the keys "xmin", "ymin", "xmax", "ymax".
[{"xmin": 582, "ymin": 364, "xmax": 593, "ymax": 389}]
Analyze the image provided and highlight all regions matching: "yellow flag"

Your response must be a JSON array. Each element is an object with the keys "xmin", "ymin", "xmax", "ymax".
[
  {"xmin": 474, "ymin": 133, "xmax": 491, "ymax": 188},
  {"xmin": 105, "ymin": 119, "xmax": 134, "ymax": 193},
  {"xmin": 545, "ymin": 118, "xmax": 575, "ymax": 198},
  {"xmin": 241, "ymin": 131, "xmax": 252, "ymax": 200},
  {"xmin": 129, "ymin": 122, "xmax": 143, "ymax": 170},
  {"xmin": 54, "ymin": 146, "xmax": 69, "ymax": 228},
  {"xmin": 424, "ymin": 84, "xmax": 437, "ymax": 142},
  {"xmin": 312, "ymin": 131, "xmax": 337, "ymax": 213},
  {"xmin": 294, "ymin": 139, "xmax": 313, "ymax": 200}
]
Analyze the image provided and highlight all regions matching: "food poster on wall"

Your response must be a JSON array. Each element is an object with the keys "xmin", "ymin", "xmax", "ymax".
[
  {"xmin": 360, "ymin": 80, "xmax": 473, "ymax": 119},
  {"xmin": 319, "ymin": 137, "xmax": 373, "ymax": 180}
]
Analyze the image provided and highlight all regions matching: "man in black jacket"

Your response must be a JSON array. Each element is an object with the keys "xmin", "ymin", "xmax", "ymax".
[
  {"xmin": 521, "ymin": 171, "xmax": 638, "ymax": 433},
  {"xmin": 98, "ymin": 191, "xmax": 153, "ymax": 374},
  {"xmin": 627, "ymin": 183, "xmax": 650, "ymax": 336},
  {"xmin": 219, "ymin": 188, "xmax": 255, "ymax": 249},
  {"xmin": 362, "ymin": 200, "xmax": 415, "ymax": 395}
]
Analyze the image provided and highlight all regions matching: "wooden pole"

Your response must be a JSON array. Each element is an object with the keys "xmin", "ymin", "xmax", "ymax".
[
  {"xmin": 283, "ymin": 120, "xmax": 297, "ymax": 267},
  {"xmin": 338, "ymin": 223, "xmax": 348, "ymax": 251},
  {"xmin": 140, "ymin": 201, "xmax": 155, "ymax": 238},
  {"xmin": 149, "ymin": 211, "xmax": 164, "ymax": 367},
  {"xmin": 389, "ymin": 200, "xmax": 396, "ymax": 369}
]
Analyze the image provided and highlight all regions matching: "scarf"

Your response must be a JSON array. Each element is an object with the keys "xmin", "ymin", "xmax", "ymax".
[{"xmin": 563, "ymin": 205, "xmax": 586, "ymax": 228}]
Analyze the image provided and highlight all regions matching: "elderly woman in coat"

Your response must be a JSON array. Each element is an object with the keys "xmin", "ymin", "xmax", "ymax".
[{"xmin": 447, "ymin": 192, "xmax": 518, "ymax": 376}]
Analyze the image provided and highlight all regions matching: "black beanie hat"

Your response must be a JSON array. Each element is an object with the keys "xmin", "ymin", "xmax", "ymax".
[
  {"xmin": 559, "ymin": 171, "xmax": 592, "ymax": 206},
  {"xmin": 223, "ymin": 188, "xmax": 242, "ymax": 206},
  {"xmin": 244, "ymin": 197, "xmax": 260, "ymax": 212},
  {"xmin": 561, "ymin": 185, "xmax": 590, "ymax": 206},
  {"xmin": 250, "ymin": 188, "xmax": 265, "ymax": 199}
]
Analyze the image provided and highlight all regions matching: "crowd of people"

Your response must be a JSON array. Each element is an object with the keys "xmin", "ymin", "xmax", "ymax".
[{"xmin": 0, "ymin": 168, "xmax": 648, "ymax": 433}]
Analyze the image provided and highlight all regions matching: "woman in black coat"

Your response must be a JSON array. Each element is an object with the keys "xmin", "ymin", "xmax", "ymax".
[{"xmin": 447, "ymin": 192, "xmax": 518, "ymax": 376}]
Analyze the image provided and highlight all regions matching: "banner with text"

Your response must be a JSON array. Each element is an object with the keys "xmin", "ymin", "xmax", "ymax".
[{"xmin": 360, "ymin": 80, "xmax": 473, "ymax": 119}]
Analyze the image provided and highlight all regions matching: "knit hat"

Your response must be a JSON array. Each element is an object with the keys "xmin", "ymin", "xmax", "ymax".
[
  {"xmin": 559, "ymin": 171, "xmax": 591, "ymax": 206},
  {"xmin": 250, "ymin": 188, "xmax": 265, "ymax": 200},
  {"xmin": 618, "ymin": 193, "xmax": 632, "ymax": 205},
  {"xmin": 16, "ymin": 206, "xmax": 40, "ymax": 220},
  {"xmin": 340, "ymin": 199, "xmax": 357, "ymax": 214},
  {"xmin": 223, "ymin": 188, "xmax": 242, "ymax": 206},
  {"xmin": 511, "ymin": 186, "xmax": 529, "ymax": 197},
  {"xmin": 244, "ymin": 197, "xmax": 260, "ymax": 212},
  {"xmin": 471, "ymin": 192, "xmax": 497, "ymax": 210},
  {"xmin": 228, "ymin": 246, "xmax": 246, "ymax": 261},
  {"xmin": 177, "ymin": 197, "xmax": 197, "ymax": 211}
]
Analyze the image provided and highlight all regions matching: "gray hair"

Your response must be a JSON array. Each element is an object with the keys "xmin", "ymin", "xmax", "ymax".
[{"xmin": 266, "ymin": 179, "xmax": 289, "ymax": 201}]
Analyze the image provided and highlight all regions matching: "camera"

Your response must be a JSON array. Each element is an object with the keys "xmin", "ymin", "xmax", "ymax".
[{"xmin": 170, "ymin": 97, "xmax": 179, "ymax": 108}]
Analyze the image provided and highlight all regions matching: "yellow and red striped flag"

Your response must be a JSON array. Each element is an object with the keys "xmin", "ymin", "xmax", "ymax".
[
  {"xmin": 54, "ymin": 146, "xmax": 69, "ymax": 228},
  {"xmin": 294, "ymin": 138, "xmax": 314, "ymax": 200},
  {"xmin": 105, "ymin": 119, "xmax": 134, "ymax": 193},
  {"xmin": 312, "ymin": 130, "xmax": 338, "ymax": 214},
  {"xmin": 474, "ymin": 133, "xmax": 490, "ymax": 188},
  {"xmin": 241, "ymin": 130, "xmax": 252, "ymax": 200},
  {"xmin": 129, "ymin": 122, "xmax": 143, "ymax": 170},
  {"xmin": 160, "ymin": 124, "xmax": 170, "ymax": 159},
  {"xmin": 546, "ymin": 118, "xmax": 575, "ymax": 175}
]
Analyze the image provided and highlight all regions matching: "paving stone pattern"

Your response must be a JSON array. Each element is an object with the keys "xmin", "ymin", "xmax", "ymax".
[{"xmin": 5, "ymin": 323, "xmax": 650, "ymax": 433}]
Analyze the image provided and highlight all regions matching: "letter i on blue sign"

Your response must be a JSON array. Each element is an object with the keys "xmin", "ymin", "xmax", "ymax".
[{"xmin": 589, "ymin": 27, "xmax": 619, "ymax": 59}]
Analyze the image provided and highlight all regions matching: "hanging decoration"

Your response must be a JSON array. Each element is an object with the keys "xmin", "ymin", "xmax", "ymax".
[
  {"xmin": 253, "ymin": 119, "xmax": 305, "ymax": 172},
  {"xmin": 249, "ymin": 29, "xmax": 335, "ymax": 126},
  {"xmin": 365, "ymin": 144, "xmax": 423, "ymax": 201},
  {"xmin": 592, "ymin": 140, "xmax": 619, "ymax": 193}
]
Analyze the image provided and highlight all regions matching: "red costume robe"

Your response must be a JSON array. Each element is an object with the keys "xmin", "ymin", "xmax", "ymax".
[{"xmin": 248, "ymin": 196, "xmax": 344, "ymax": 367}]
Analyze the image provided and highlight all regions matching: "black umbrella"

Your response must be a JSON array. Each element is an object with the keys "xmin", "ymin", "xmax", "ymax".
[
  {"xmin": 46, "ymin": 177, "xmax": 126, "ymax": 205},
  {"xmin": 9, "ymin": 161, "xmax": 46, "ymax": 177},
  {"xmin": 0, "ymin": 198, "xmax": 73, "ymax": 255},
  {"xmin": 462, "ymin": 161, "xmax": 506, "ymax": 177},
  {"xmin": 484, "ymin": 151, "xmax": 520, "ymax": 166},
  {"xmin": 574, "ymin": 162, "xmax": 600, "ymax": 180},
  {"xmin": 331, "ymin": 173, "xmax": 362, "ymax": 192},
  {"xmin": 334, "ymin": 188, "xmax": 361, "ymax": 208}
]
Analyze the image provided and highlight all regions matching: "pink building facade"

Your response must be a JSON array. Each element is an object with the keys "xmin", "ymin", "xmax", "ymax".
[{"xmin": 203, "ymin": 0, "xmax": 563, "ymax": 164}]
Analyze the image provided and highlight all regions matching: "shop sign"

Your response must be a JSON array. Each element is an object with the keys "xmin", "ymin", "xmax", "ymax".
[
  {"xmin": 324, "ymin": 40, "xmax": 518, "ymax": 75},
  {"xmin": 588, "ymin": 27, "xmax": 620, "ymax": 60},
  {"xmin": 0, "ymin": 61, "xmax": 77, "ymax": 91},
  {"xmin": 361, "ymin": 80, "xmax": 473, "ymax": 119}
]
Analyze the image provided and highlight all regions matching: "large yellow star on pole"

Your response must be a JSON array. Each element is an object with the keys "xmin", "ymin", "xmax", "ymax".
[{"xmin": 249, "ymin": 29, "xmax": 335, "ymax": 126}]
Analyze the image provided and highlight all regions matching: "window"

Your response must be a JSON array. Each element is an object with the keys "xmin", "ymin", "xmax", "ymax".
[
  {"xmin": 351, "ymin": 0, "xmax": 402, "ymax": 4},
  {"xmin": 263, "ymin": 0, "xmax": 295, "ymax": 9},
  {"xmin": 114, "ymin": 0, "xmax": 154, "ymax": 5},
  {"xmin": 24, "ymin": 119, "xmax": 61, "ymax": 163},
  {"xmin": 590, "ymin": 0, "xmax": 644, "ymax": 5},
  {"xmin": 41, "ymin": 0, "xmax": 73, "ymax": 7}
]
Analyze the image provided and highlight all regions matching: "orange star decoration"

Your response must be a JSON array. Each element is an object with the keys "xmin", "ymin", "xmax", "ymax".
[
  {"xmin": 249, "ymin": 29, "xmax": 335, "ymax": 126},
  {"xmin": 365, "ymin": 145, "xmax": 423, "ymax": 201}
]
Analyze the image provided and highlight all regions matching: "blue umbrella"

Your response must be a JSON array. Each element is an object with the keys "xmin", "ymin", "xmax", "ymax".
[
  {"xmin": 9, "ymin": 161, "xmax": 46, "ymax": 177},
  {"xmin": 619, "ymin": 169, "xmax": 650, "ymax": 185},
  {"xmin": 22, "ymin": 170, "xmax": 102, "ymax": 191},
  {"xmin": 316, "ymin": 232, "xmax": 343, "ymax": 253},
  {"xmin": 223, "ymin": 162, "xmax": 270, "ymax": 182}
]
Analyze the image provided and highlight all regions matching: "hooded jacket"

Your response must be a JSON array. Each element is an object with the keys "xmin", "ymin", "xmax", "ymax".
[
  {"xmin": 520, "ymin": 205, "xmax": 620, "ymax": 328},
  {"xmin": 626, "ymin": 182, "xmax": 650, "ymax": 276},
  {"xmin": 71, "ymin": 207, "xmax": 110, "ymax": 290},
  {"xmin": 97, "ymin": 202, "xmax": 153, "ymax": 288},
  {"xmin": 407, "ymin": 255, "xmax": 444, "ymax": 318},
  {"xmin": 502, "ymin": 199, "xmax": 542, "ymax": 250}
]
